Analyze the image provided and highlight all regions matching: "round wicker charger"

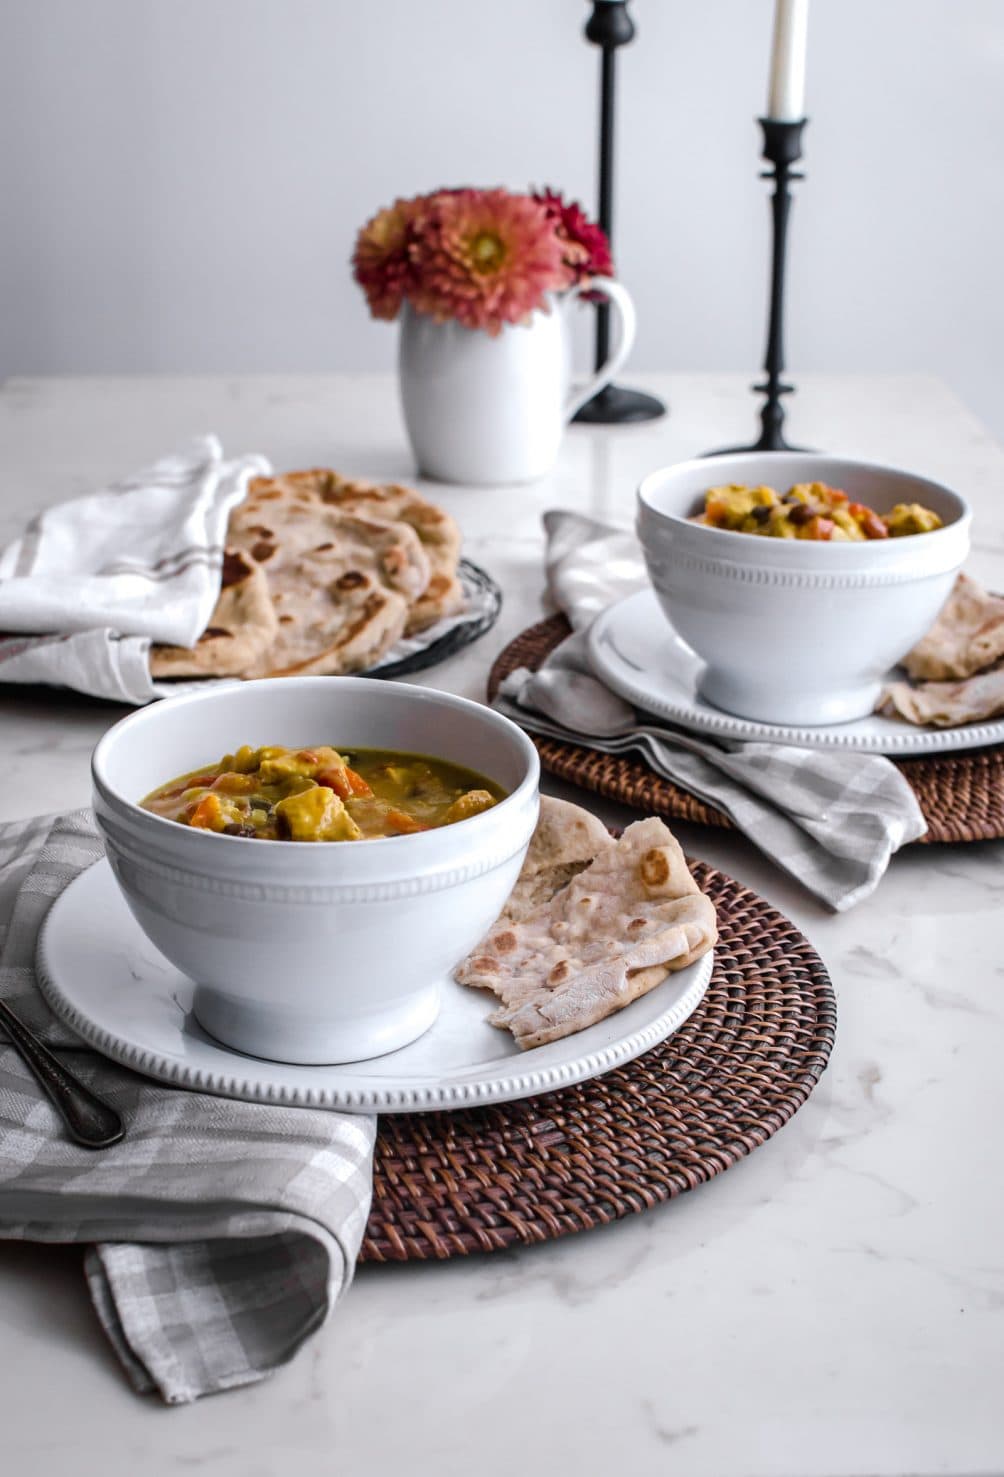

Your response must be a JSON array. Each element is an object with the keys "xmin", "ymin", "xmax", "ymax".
[
  {"xmin": 486, "ymin": 614, "xmax": 1004, "ymax": 846},
  {"xmin": 360, "ymin": 859, "xmax": 835, "ymax": 1262}
]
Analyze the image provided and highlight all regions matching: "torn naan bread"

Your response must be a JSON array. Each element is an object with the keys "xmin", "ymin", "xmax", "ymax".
[
  {"xmin": 403, "ymin": 569, "xmax": 467, "ymax": 636},
  {"xmin": 245, "ymin": 469, "xmax": 465, "ymax": 634},
  {"xmin": 230, "ymin": 485, "xmax": 431, "ymax": 603},
  {"xmin": 316, "ymin": 476, "xmax": 465, "ymax": 634},
  {"xmin": 315, "ymin": 472, "xmax": 463, "ymax": 635},
  {"xmin": 456, "ymin": 811, "xmax": 717, "ymax": 1050},
  {"xmin": 312, "ymin": 471, "xmax": 460, "ymax": 561},
  {"xmin": 149, "ymin": 549, "xmax": 279, "ymax": 678},
  {"xmin": 227, "ymin": 482, "xmax": 432, "ymax": 675},
  {"xmin": 500, "ymin": 795, "xmax": 616, "ymax": 922},
  {"xmin": 249, "ymin": 567, "xmax": 409, "ymax": 677},
  {"xmin": 902, "ymin": 573, "xmax": 1004, "ymax": 681},
  {"xmin": 150, "ymin": 468, "xmax": 467, "ymax": 682},
  {"xmin": 879, "ymin": 664, "xmax": 1004, "ymax": 727}
]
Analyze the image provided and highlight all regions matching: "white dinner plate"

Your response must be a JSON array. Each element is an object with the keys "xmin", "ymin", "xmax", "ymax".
[
  {"xmin": 588, "ymin": 589, "xmax": 1004, "ymax": 755},
  {"xmin": 36, "ymin": 859, "xmax": 714, "ymax": 1116}
]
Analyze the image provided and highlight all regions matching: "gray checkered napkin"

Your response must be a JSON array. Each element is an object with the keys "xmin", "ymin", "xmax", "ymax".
[
  {"xmin": 0, "ymin": 810, "xmax": 375, "ymax": 1404},
  {"xmin": 493, "ymin": 511, "xmax": 927, "ymax": 912}
]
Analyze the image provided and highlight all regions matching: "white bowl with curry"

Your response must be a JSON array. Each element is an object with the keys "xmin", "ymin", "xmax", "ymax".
[
  {"xmin": 637, "ymin": 452, "xmax": 971, "ymax": 726},
  {"xmin": 91, "ymin": 677, "xmax": 540, "ymax": 1065}
]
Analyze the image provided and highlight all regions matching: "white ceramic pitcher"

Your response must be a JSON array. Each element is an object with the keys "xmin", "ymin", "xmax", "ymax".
[{"xmin": 397, "ymin": 279, "xmax": 637, "ymax": 485}]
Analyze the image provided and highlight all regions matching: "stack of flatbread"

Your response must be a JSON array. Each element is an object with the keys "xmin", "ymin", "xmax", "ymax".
[
  {"xmin": 456, "ymin": 798, "xmax": 717, "ymax": 1050},
  {"xmin": 150, "ymin": 470, "xmax": 466, "ymax": 679},
  {"xmin": 879, "ymin": 574, "xmax": 1004, "ymax": 727}
]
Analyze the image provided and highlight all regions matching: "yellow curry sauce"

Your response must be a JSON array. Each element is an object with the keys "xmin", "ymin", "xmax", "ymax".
[
  {"xmin": 141, "ymin": 745, "xmax": 505, "ymax": 841},
  {"xmin": 696, "ymin": 482, "xmax": 943, "ymax": 542}
]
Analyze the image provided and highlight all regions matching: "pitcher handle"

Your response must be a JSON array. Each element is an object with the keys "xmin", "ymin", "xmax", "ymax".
[{"xmin": 563, "ymin": 278, "xmax": 638, "ymax": 423}]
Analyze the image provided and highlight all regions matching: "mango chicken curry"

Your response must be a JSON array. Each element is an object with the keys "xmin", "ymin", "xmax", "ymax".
[
  {"xmin": 142, "ymin": 745, "xmax": 505, "ymax": 841},
  {"xmin": 695, "ymin": 482, "xmax": 943, "ymax": 542}
]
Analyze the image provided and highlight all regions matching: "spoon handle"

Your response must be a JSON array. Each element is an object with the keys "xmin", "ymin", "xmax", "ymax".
[{"xmin": 0, "ymin": 998, "xmax": 124, "ymax": 1149}]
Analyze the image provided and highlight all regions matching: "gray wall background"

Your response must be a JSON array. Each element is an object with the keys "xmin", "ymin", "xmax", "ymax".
[{"xmin": 3, "ymin": 0, "xmax": 1002, "ymax": 440}]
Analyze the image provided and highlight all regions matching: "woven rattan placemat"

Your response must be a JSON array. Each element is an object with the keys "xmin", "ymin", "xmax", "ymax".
[
  {"xmin": 360, "ymin": 859, "xmax": 835, "ymax": 1262},
  {"xmin": 486, "ymin": 615, "xmax": 1004, "ymax": 846}
]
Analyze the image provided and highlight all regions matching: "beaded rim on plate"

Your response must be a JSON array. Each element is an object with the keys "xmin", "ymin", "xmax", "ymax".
[
  {"xmin": 588, "ymin": 592, "xmax": 1004, "ymax": 755},
  {"xmin": 360, "ymin": 856, "xmax": 835, "ymax": 1262},
  {"xmin": 485, "ymin": 614, "xmax": 1004, "ymax": 846}
]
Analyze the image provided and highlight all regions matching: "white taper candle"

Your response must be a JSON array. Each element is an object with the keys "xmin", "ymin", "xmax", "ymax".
[{"xmin": 767, "ymin": 0, "xmax": 809, "ymax": 121}]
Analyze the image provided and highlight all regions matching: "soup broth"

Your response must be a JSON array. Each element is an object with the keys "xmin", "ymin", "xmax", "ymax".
[{"xmin": 141, "ymin": 744, "xmax": 506, "ymax": 841}]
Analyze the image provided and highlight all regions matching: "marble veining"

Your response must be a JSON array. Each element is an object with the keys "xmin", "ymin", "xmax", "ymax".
[{"xmin": 0, "ymin": 374, "xmax": 1002, "ymax": 1477}]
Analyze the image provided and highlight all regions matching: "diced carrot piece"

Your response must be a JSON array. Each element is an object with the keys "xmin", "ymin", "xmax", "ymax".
[
  {"xmin": 848, "ymin": 502, "xmax": 889, "ymax": 539},
  {"xmin": 317, "ymin": 766, "xmax": 375, "ymax": 799},
  {"xmin": 317, "ymin": 767, "xmax": 350, "ymax": 799},
  {"xmin": 808, "ymin": 516, "xmax": 835, "ymax": 540},
  {"xmin": 384, "ymin": 809, "xmax": 426, "ymax": 835},
  {"xmin": 189, "ymin": 794, "xmax": 225, "ymax": 829}
]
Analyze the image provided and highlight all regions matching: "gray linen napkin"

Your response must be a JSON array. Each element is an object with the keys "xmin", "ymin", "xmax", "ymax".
[
  {"xmin": 494, "ymin": 511, "xmax": 927, "ymax": 911},
  {"xmin": 0, "ymin": 811, "xmax": 375, "ymax": 1404}
]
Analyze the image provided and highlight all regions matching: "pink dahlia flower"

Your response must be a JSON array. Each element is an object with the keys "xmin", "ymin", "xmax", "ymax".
[{"xmin": 408, "ymin": 189, "xmax": 571, "ymax": 335}]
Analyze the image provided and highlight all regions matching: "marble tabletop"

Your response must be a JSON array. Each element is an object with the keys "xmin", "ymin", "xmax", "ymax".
[{"xmin": 1, "ymin": 373, "xmax": 1002, "ymax": 1477}]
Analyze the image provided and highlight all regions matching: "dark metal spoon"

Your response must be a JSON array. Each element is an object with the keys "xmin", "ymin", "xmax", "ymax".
[{"xmin": 0, "ymin": 998, "xmax": 124, "ymax": 1149}]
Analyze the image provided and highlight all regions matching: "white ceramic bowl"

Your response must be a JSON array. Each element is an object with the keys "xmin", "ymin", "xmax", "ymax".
[
  {"xmin": 637, "ymin": 452, "xmax": 971, "ymax": 726},
  {"xmin": 92, "ymin": 677, "xmax": 540, "ymax": 1065}
]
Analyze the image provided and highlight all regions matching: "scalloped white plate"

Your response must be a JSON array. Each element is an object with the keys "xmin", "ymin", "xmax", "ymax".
[
  {"xmin": 36, "ymin": 859, "xmax": 713, "ymax": 1115},
  {"xmin": 589, "ymin": 589, "xmax": 1004, "ymax": 755}
]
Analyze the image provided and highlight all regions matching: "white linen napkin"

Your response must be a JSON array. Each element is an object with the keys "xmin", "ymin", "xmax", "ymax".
[
  {"xmin": 493, "ymin": 511, "xmax": 928, "ymax": 911},
  {"xmin": 0, "ymin": 437, "xmax": 270, "ymax": 704},
  {"xmin": 0, "ymin": 436, "xmax": 270, "ymax": 644},
  {"xmin": 0, "ymin": 811, "xmax": 375, "ymax": 1405}
]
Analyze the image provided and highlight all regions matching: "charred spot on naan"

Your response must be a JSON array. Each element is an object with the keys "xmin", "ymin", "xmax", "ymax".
[
  {"xmin": 335, "ymin": 570, "xmax": 369, "ymax": 591},
  {"xmin": 466, "ymin": 956, "xmax": 500, "ymax": 979},
  {"xmin": 150, "ymin": 548, "xmax": 279, "ymax": 679},
  {"xmin": 221, "ymin": 549, "xmax": 255, "ymax": 586},
  {"xmin": 640, "ymin": 848, "xmax": 670, "ymax": 889}
]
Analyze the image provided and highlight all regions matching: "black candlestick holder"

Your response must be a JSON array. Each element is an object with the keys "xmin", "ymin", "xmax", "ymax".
[
  {"xmin": 708, "ymin": 116, "xmax": 809, "ymax": 455},
  {"xmin": 573, "ymin": 0, "xmax": 666, "ymax": 425}
]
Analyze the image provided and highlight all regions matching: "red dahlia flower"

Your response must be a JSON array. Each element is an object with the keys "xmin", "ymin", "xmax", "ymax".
[
  {"xmin": 352, "ymin": 197, "xmax": 422, "ymax": 320},
  {"xmin": 533, "ymin": 188, "xmax": 614, "ymax": 283}
]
